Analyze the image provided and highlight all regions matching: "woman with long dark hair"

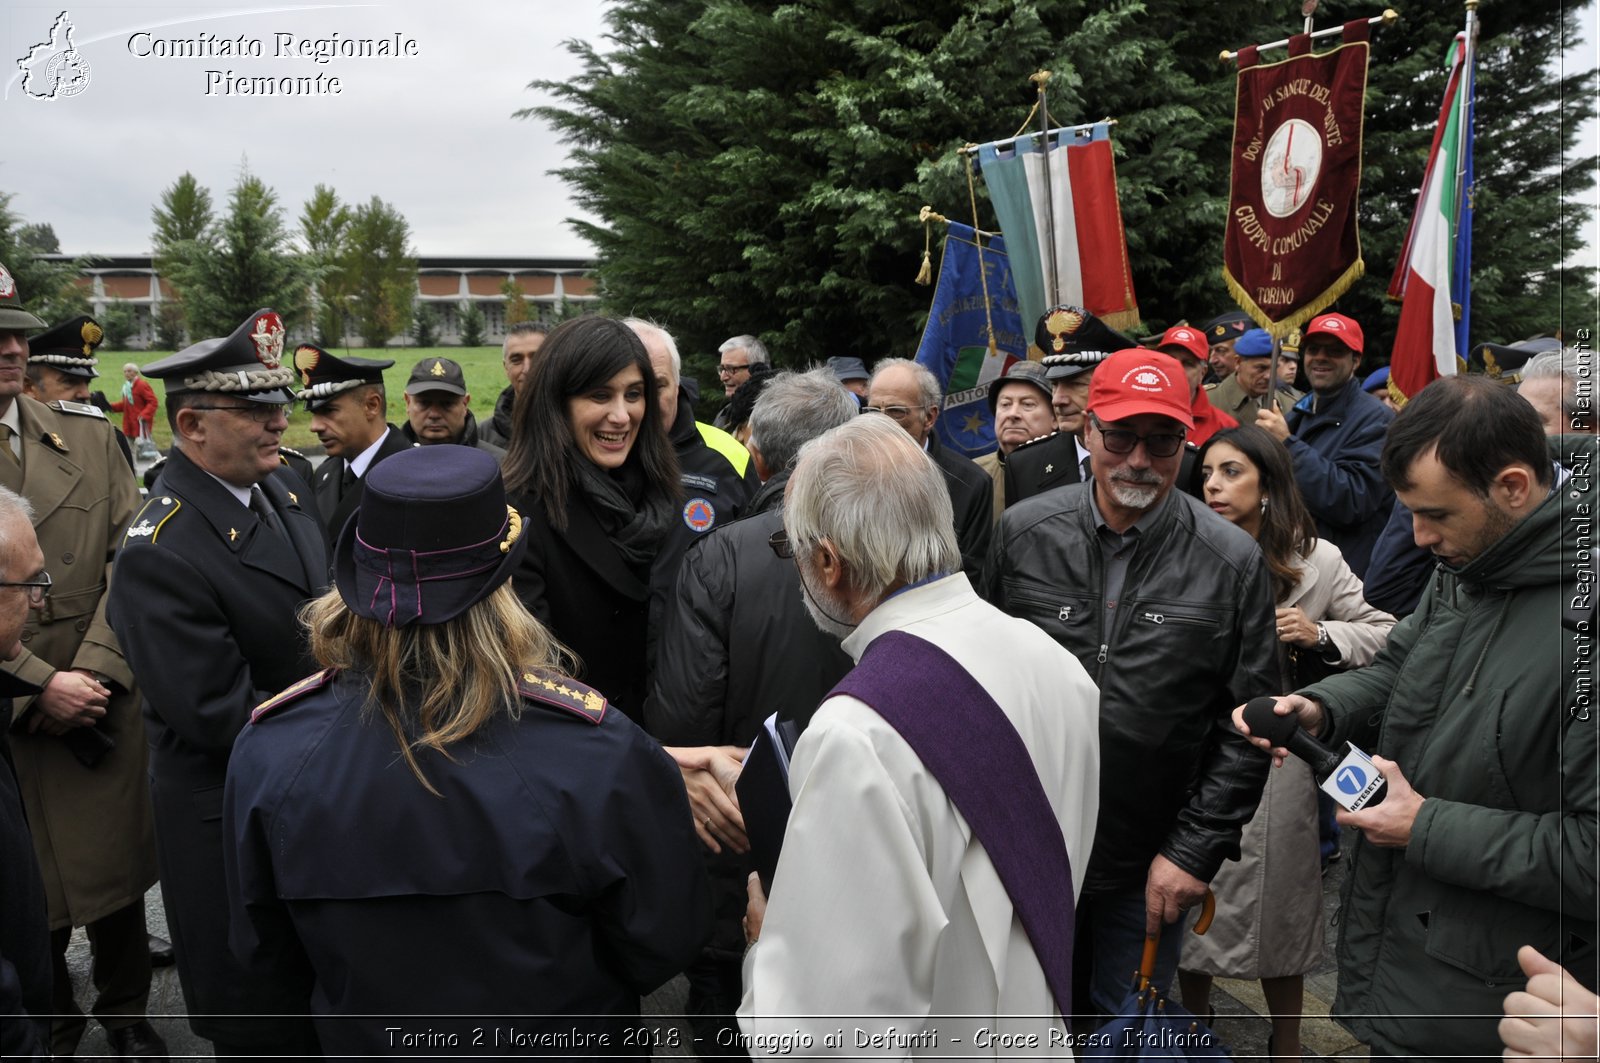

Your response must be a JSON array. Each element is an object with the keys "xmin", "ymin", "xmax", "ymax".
[
  {"xmin": 501, "ymin": 316, "xmax": 680, "ymax": 721},
  {"xmin": 1179, "ymin": 425, "xmax": 1395, "ymax": 1060}
]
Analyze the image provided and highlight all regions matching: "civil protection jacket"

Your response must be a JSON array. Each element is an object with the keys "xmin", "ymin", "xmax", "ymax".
[
  {"xmin": 983, "ymin": 484, "xmax": 1278, "ymax": 894},
  {"xmin": 1303, "ymin": 436, "xmax": 1598, "ymax": 1060}
]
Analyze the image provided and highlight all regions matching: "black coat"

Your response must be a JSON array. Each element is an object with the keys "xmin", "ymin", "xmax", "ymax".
[
  {"xmin": 0, "ymin": 676, "xmax": 49, "ymax": 1059},
  {"xmin": 107, "ymin": 447, "xmax": 327, "ymax": 1045},
  {"xmin": 398, "ymin": 410, "xmax": 507, "ymax": 460},
  {"xmin": 509, "ymin": 490, "xmax": 656, "ymax": 723},
  {"xmin": 226, "ymin": 669, "xmax": 711, "ymax": 1056},
  {"xmin": 478, "ymin": 386, "xmax": 516, "ymax": 450},
  {"xmin": 645, "ymin": 471, "xmax": 854, "ymax": 960},
  {"xmin": 926, "ymin": 433, "xmax": 993, "ymax": 587},
  {"xmin": 308, "ymin": 426, "xmax": 414, "ymax": 540}
]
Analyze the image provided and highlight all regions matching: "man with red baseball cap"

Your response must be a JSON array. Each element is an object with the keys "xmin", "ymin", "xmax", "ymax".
[
  {"xmin": 984, "ymin": 347, "xmax": 1277, "ymax": 1019},
  {"xmin": 1255, "ymin": 312, "xmax": 1395, "ymax": 577},
  {"xmin": 1156, "ymin": 325, "xmax": 1238, "ymax": 448}
]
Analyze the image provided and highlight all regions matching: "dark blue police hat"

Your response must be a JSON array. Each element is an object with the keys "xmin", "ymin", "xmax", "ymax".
[
  {"xmin": 293, "ymin": 343, "xmax": 394, "ymax": 410},
  {"xmin": 28, "ymin": 315, "xmax": 103, "ymax": 378},
  {"xmin": 335, "ymin": 445, "xmax": 527, "ymax": 628},
  {"xmin": 141, "ymin": 309, "xmax": 296, "ymax": 403}
]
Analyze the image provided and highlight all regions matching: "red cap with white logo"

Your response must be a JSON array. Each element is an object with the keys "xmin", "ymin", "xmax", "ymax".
[
  {"xmin": 1087, "ymin": 349, "xmax": 1195, "ymax": 429},
  {"xmin": 1304, "ymin": 313, "xmax": 1364, "ymax": 354},
  {"xmin": 1157, "ymin": 326, "xmax": 1208, "ymax": 363}
]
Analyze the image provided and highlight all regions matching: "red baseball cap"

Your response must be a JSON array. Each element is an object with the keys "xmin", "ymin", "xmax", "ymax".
[
  {"xmin": 1087, "ymin": 349, "xmax": 1195, "ymax": 429},
  {"xmin": 1157, "ymin": 325, "xmax": 1208, "ymax": 363},
  {"xmin": 1304, "ymin": 313, "xmax": 1364, "ymax": 354}
]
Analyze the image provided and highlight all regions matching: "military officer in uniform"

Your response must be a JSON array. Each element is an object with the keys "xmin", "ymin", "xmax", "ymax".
[
  {"xmin": 107, "ymin": 309, "xmax": 325, "ymax": 1058},
  {"xmin": 296, "ymin": 344, "xmax": 411, "ymax": 540},
  {"xmin": 23, "ymin": 316, "xmax": 136, "ymax": 471},
  {"xmin": 0, "ymin": 282, "xmax": 167, "ymax": 1058},
  {"xmin": 1205, "ymin": 328, "xmax": 1295, "ymax": 422}
]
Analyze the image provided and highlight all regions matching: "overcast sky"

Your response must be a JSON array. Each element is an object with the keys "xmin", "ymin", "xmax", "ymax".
[
  {"xmin": 1, "ymin": 1, "xmax": 610, "ymax": 258},
  {"xmin": 0, "ymin": 1, "xmax": 1594, "ymax": 267}
]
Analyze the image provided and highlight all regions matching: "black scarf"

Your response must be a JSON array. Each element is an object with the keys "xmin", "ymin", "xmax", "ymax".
[{"xmin": 572, "ymin": 460, "xmax": 672, "ymax": 572}]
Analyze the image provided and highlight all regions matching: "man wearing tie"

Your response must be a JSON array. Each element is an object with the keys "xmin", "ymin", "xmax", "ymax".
[
  {"xmin": 294, "ymin": 344, "xmax": 410, "ymax": 540},
  {"xmin": 108, "ymin": 309, "xmax": 325, "ymax": 1057}
]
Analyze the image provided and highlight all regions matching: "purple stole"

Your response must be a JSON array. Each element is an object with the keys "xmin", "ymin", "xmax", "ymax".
[{"xmin": 828, "ymin": 630, "xmax": 1076, "ymax": 1017}]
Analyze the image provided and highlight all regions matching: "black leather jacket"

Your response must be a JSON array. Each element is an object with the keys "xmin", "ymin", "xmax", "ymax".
[{"xmin": 982, "ymin": 483, "xmax": 1278, "ymax": 895}]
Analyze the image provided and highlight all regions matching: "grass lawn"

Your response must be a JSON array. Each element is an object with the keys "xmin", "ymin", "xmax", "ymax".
[{"xmin": 105, "ymin": 347, "xmax": 509, "ymax": 453}]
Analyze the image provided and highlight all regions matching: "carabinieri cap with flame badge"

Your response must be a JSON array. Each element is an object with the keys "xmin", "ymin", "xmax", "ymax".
[
  {"xmin": 293, "ymin": 343, "xmax": 394, "ymax": 411},
  {"xmin": 141, "ymin": 309, "xmax": 297, "ymax": 403}
]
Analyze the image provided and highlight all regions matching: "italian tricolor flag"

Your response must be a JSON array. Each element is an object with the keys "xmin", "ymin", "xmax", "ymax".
[{"xmin": 1387, "ymin": 34, "xmax": 1473, "ymax": 403}]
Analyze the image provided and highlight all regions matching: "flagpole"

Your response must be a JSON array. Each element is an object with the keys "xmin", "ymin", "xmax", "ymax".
[
  {"xmin": 1451, "ymin": 1, "xmax": 1478, "ymax": 272},
  {"xmin": 1220, "ymin": 8, "xmax": 1398, "ymax": 61},
  {"xmin": 1031, "ymin": 72, "xmax": 1062, "ymax": 310}
]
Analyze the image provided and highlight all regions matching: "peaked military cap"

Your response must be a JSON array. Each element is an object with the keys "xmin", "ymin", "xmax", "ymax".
[
  {"xmin": 28, "ymin": 314, "xmax": 103, "ymax": 378},
  {"xmin": 294, "ymin": 344, "xmax": 393, "ymax": 410},
  {"xmin": 1200, "ymin": 310, "xmax": 1252, "ymax": 342},
  {"xmin": 0, "ymin": 261, "xmax": 48, "ymax": 330},
  {"xmin": 142, "ymin": 308, "xmax": 296, "ymax": 403},
  {"xmin": 404, "ymin": 356, "xmax": 467, "ymax": 397},
  {"xmin": 1035, "ymin": 304, "xmax": 1136, "ymax": 382},
  {"xmin": 1468, "ymin": 336, "xmax": 1562, "ymax": 384}
]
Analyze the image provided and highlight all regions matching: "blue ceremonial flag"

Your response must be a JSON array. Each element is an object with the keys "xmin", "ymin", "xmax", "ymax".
[{"xmin": 913, "ymin": 221, "xmax": 1027, "ymax": 459}]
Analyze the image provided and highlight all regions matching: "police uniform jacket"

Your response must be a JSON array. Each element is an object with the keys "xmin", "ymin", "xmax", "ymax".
[
  {"xmin": 308, "ymin": 425, "xmax": 413, "ymax": 540},
  {"xmin": 225, "ymin": 668, "xmax": 712, "ymax": 1056},
  {"xmin": 926, "ymin": 433, "xmax": 993, "ymax": 588},
  {"xmin": 0, "ymin": 396, "xmax": 156, "ymax": 930},
  {"xmin": 107, "ymin": 445, "xmax": 327, "ymax": 1042}
]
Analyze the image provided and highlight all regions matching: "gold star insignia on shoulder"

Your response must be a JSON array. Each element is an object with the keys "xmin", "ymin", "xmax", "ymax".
[
  {"xmin": 1045, "ymin": 463, "xmax": 1054, "ymax": 474},
  {"xmin": 229, "ymin": 528, "xmax": 238, "ymax": 541}
]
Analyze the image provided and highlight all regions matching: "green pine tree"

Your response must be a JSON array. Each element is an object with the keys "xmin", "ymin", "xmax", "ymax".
[
  {"xmin": 300, "ymin": 184, "xmax": 352, "ymax": 348},
  {"xmin": 458, "ymin": 301, "xmax": 486, "ymax": 347},
  {"xmin": 0, "ymin": 193, "xmax": 89, "ymax": 325},
  {"xmin": 343, "ymin": 196, "xmax": 417, "ymax": 348}
]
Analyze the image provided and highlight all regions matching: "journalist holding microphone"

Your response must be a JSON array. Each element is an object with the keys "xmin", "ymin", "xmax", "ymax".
[{"xmin": 1235, "ymin": 375, "xmax": 1596, "ymax": 1062}]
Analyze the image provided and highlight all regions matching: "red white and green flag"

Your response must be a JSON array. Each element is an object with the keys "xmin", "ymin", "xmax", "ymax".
[{"xmin": 1387, "ymin": 32, "xmax": 1475, "ymax": 403}]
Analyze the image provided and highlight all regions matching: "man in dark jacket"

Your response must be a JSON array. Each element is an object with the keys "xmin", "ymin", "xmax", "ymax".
[
  {"xmin": 865, "ymin": 358, "xmax": 991, "ymax": 584},
  {"xmin": 1255, "ymin": 312, "xmax": 1394, "ymax": 577},
  {"xmin": 296, "ymin": 344, "xmax": 413, "ymax": 541},
  {"xmin": 398, "ymin": 355, "xmax": 504, "ymax": 458},
  {"xmin": 1241, "ymin": 377, "xmax": 1597, "ymax": 1060},
  {"xmin": 477, "ymin": 323, "xmax": 544, "ymax": 450},
  {"xmin": 984, "ymin": 348, "xmax": 1276, "ymax": 1015},
  {"xmin": 646, "ymin": 367, "xmax": 858, "ymax": 1058}
]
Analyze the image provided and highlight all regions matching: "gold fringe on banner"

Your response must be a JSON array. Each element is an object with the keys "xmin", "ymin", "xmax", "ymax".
[
  {"xmin": 963, "ymin": 153, "xmax": 998, "ymax": 357},
  {"xmin": 1222, "ymin": 256, "xmax": 1366, "ymax": 340}
]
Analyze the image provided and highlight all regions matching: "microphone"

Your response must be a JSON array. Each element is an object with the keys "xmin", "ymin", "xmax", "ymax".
[{"xmin": 1241, "ymin": 696, "xmax": 1387, "ymax": 812}]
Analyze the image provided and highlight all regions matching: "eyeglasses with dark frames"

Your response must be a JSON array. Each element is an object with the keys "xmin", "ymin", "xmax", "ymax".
[
  {"xmin": 717, "ymin": 363, "xmax": 752, "ymax": 376},
  {"xmin": 1090, "ymin": 415, "xmax": 1186, "ymax": 459},
  {"xmin": 0, "ymin": 570, "xmax": 51, "ymax": 606},
  {"xmin": 187, "ymin": 404, "xmax": 286, "ymax": 425},
  {"xmin": 767, "ymin": 529, "xmax": 794, "ymax": 560}
]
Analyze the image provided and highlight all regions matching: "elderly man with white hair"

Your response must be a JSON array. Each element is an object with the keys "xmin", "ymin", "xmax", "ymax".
[
  {"xmin": 738, "ymin": 414, "xmax": 1100, "ymax": 1054},
  {"xmin": 1519, "ymin": 348, "xmax": 1595, "ymax": 435}
]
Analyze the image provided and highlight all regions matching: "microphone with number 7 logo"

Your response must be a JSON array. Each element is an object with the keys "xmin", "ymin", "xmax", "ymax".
[{"xmin": 1241, "ymin": 696, "xmax": 1387, "ymax": 812}]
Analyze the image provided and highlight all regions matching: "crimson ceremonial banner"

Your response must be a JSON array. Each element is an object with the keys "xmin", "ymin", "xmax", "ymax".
[{"xmin": 1223, "ymin": 21, "xmax": 1370, "ymax": 337}]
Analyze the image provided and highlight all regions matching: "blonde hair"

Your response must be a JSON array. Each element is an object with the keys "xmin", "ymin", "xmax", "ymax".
[{"xmin": 302, "ymin": 583, "xmax": 575, "ymax": 795}]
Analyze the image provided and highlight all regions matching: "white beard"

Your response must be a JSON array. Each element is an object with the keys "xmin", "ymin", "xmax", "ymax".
[
  {"xmin": 796, "ymin": 562, "xmax": 857, "ymax": 640},
  {"xmin": 1107, "ymin": 480, "xmax": 1162, "ymax": 509}
]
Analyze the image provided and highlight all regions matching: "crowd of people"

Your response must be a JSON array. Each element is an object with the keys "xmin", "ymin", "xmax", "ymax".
[{"xmin": 0, "ymin": 252, "xmax": 1594, "ymax": 1063}]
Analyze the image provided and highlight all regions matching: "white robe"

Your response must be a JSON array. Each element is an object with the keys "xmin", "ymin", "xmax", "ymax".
[{"xmin": 738, "ymin": 574, "xmax": 1100, "ymax": 1057}]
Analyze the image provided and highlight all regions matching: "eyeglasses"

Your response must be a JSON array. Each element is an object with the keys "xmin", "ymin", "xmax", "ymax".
[
  {"xmin": 863, "ymin": 404, "xmax": 923, "ymax": 422},
  {"xmin": 1091, "ymin": 416, "xmax": 1186, "ymax": 458},
  {"xmin": 1301, "ymin": 341, "xmax": 1354, "ymax": 359},
  {"xmin": 0, "ymin": 570, "xmax": 51, "ymax": 606},
  {"xmin": 717, "ymin": 363, "xmax": 751, "ymax": 377},
  {"xmin": 767, "ymin": 529, "xmax": 794, "ymax": 560},
  {"xmin": 188, "ymin": 404, "xmax": 285, "ymax": 424}
]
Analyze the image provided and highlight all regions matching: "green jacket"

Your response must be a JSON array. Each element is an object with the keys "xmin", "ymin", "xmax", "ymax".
[{"xmin": 1303, "ymin": 435, "xmax": 1597, "ymax": 1060}]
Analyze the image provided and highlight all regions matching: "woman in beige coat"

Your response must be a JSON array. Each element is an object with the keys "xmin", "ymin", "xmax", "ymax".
[{"xmin": 1179, "ymin": 425, "xmax": 1395, "ymax": 1060}]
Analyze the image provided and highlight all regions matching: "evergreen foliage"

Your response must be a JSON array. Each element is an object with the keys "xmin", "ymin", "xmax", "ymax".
[
  {"xmin": 154, "ymin": 300, "xmax": 186, "ymax": 350},
  {"xmin": 458, "ymin": 301, "xmax": 486, "ymax": 347},
  {"xmin": 526, "ymin": 0, "xmax": 1593, "ymax": 383},
  {"xmin": 99, "ymin": 300, "xmax": 138, "ymax": 349},
  {"xmin": 502, "ymin": 275, "xmax": 532, "ymax": 325},
  {"xmin": 300, "ymin": 184, "xmax": 352, "ymax": 347},
  {"xmin": 158, "ymin": 170, "xmax": 306, "ymax": 338},
  {"xmin": 413, "ymin": 302, "xmax": 440, "ymax": 348},
  {"xmin": 343, "ymin": 196, "xmax": 417, "ymax": 348}
]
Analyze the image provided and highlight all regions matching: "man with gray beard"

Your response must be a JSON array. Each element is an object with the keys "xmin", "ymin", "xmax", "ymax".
[{"xmin": 982, "ymin": 348, "xmax": 1277, "ymax": 1018}]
